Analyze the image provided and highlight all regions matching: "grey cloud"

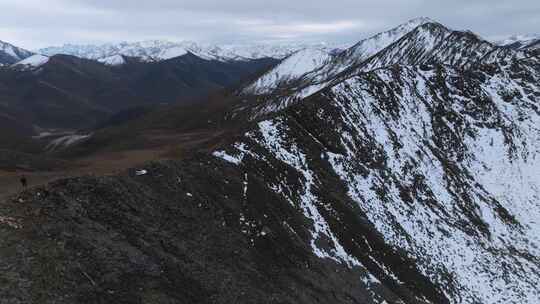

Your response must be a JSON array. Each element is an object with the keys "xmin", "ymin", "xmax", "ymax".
[{"xmin": 0, "ymin": 0, "xmax": 538, "ymax": 49}]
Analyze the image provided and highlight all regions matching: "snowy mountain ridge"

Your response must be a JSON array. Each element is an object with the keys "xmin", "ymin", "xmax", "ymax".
[
  {"xmin": 242, "ymin": 17, "xmax": 440, "ymax": 96},
  {"xmin": 495, "ymin": 34, "xmax": 540, "ymax": 46},
  {"xmin": 11, "ymin": 54, "xmax": 50, "ymax": 70},
  {"xmin": 344, "ymin": 17, "xmax": 439, "ymax": 65},
  {"xmin": 214, "ymin": 28, "xmax": 540, "ymax": 303},
  {"xmin": 0, "ymin": 40, "xmax": 34, "ymax": 65},
  {"xmin": 243, "ymin": 47, "xmax": 335, "ymax": 95},
  {"xmin": 38, "ymin": 40, "xmax": 347, "ymax": 64},
  {"xmin": 240, "ymin": 17, "xmax": 535, "ymax": 118}
]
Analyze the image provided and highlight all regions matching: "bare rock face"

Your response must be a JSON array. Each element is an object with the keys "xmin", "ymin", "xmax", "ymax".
[{"xmin": 1, "ymin": 158, "xmax": 408, "ymax": 304}]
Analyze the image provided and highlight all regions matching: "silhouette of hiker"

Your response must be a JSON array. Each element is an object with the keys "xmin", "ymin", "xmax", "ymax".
[{"xmin": 20, "ymin": 176, "xmax": 28, "ymax": 189}]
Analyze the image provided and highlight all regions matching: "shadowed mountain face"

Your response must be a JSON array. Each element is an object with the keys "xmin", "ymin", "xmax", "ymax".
[
  {"xmin": 0, "ymin": 53, "xmax": 277, "ymax": 134},
  {"xmin": 1, "ymin": 158, "xmax": 412, "ymax": 304},
  {"xmin": 1, "ymin": 19, "xmax": 539, "ymax": 303}
]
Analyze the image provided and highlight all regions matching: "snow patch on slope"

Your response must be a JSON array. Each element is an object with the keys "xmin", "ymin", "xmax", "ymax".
[
  {"xmin": 255, "ymin": 118, "xmax": 361, "ymax": 268},
  {"xmin": 98, "ymin": 54, "xmax": 125, "ymax": 66},
  {"xmin": 157, "ymin": 46, "xmax": 189, "ymax": 60},
  {"xmin": 245, "ymin": 48, "xmax": 333, "ymax": 94},
  {"xmin": 324, "ymin": 66, "xmax": 540, "ymax": 304},
  {"xmin": 12, "ymin": 54, "xmax": 49, "ymax": 69},
  {"xmin": 46, "ymin": 134, "xmax": 91, "ymax": 151},
  {"xmin": 0, "ymin": 40, "xmax": 34, "ymax": 63},
  {"xmin": 494, "ymin": 34, "xmax": 540, "ymax": 47}
]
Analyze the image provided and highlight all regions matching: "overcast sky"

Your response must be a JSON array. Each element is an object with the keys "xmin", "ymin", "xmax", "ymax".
[{"xmin": 1, "ymin": 0, "xmax": 539, "ymax": 49}]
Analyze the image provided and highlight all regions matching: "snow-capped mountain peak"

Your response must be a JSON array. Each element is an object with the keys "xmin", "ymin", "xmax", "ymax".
[
  {"xmin": 0, "ymin": 40, "xmax": 34, "ymax": 65},
  {"xmin": 345, "ymin": 17, "xmax": 444, "ymax": 64},
  {"xmin": 244, "ymin": 47, "xmax": 334, "ymax": 94},
  {"xmin": 242, "ymin": 17, "xmax": 446, "ymax": 98},
  {"xmin": 406, "ymin": 16, "xmax": 436, "ymax": 24}
]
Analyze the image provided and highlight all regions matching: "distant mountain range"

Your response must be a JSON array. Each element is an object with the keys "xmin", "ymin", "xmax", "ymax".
[
  {"xmin": 3, "ymin": 38, "xmax": 348, "ymax": 68},
  {"xmin": 38, "ymin": 40, "xmax": 347, "ymax": 64},
  {"xmin": 495, "ymin": 34, "xmax": 540, "ymax": 50},
  {"xmin": 3, "ymin": 29, "xmax": 538, "ymax": 69},
  {"xmin": 0, "ymin": 52, "xmax": 277, "ymax": 151}
]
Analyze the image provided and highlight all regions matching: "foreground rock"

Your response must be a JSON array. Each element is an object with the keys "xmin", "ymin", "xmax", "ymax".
[{"xmin": 0, "ymin": 157, "xmax": 409, "ymax": 303}]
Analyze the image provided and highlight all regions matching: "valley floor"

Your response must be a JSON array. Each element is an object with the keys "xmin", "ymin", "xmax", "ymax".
[{"xmin": 1, "ymin": 124, "xmax": 227, "ymax": 201}]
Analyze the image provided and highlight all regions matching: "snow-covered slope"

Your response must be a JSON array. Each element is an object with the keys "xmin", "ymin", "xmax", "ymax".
[
  {"xmin": 11, "ymin": 54, "xmax": 50, "ymax": 70},
  {"xmin": 343, "ymin": 17, "xmax": 437, "ymax": 66},
  {"xmin": 215, "ymin": 53, "xmax": 540, "ymax": 303},
  {"xmin": 519, "ymin": 38, "xmax": 540, "ymax": 52},
  {"xmin": 244, "ymin": 48, "xmax": 334, "ymax": 94},
  {"xmin": 0, "ymin": 40, "xmax": 34, "ymax": 65},
  {"xmin": 220, "ymin": 22, "xmax": 540, "ymax": 303},
  {"xmin": 496, "ymin": 34, "xmax": 540, "ymax": 45},
  {"xmin": 241, "ymin": 17, "xmax": 439, "ymax": 97},
  {"xmin": 156, "ymin": 46, "xmax": 189, "ymax": 60},
  {"xmin": 239, "ymin": 18, "xmax": 535, "ymax": 119},
  {"xmin": 97, "ymin": 54, "xmax": 126, "ymax": 66},
  {"xmin": 495, "ymin": 34, "xmax": 540, "ymax": 49},
  {"xmin": 526, "ymin": 40, "xmax": 540, "ymax": 51}
]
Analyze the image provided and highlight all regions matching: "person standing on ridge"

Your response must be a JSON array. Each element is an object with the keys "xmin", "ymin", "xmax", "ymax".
[{"xmin": 20, "ymin": 175, "xmax": 28, "ymax": 189}]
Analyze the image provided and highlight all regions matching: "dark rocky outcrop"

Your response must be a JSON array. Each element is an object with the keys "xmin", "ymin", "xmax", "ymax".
[{"xmin": 1, "ymin": 158, "xmax": 404, "ymax": 304}]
